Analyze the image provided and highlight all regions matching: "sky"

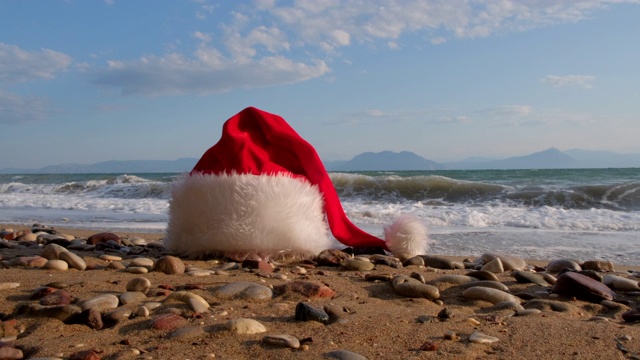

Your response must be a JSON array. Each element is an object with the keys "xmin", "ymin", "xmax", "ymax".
[{"xmin": 1, "ymin": 0, "xmax": 640, "ymax": 169}]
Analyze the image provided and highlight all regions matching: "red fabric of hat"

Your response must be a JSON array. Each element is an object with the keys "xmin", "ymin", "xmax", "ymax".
[{"xmin": 191, "ymin": 106, "xmax": 387, "ymax": 249}]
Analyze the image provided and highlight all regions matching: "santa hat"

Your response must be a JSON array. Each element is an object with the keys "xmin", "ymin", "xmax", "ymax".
[{"xmin": 166, "ymin": 107, "xmax": 429, "ymax": 259}]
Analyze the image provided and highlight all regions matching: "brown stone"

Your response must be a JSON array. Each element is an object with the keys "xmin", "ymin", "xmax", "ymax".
[
  {"xmin": 150, "ymin": 313, "xmax": 187, "ymax": 331},
  {"xmin": 242, "ymin": 259, "xmax": 272, "ymax": 273},
  {"xmin": 315, "ymin": 249, "xmax": 350, "ymax": 266},
  {"xmin": 69, "ymin": 349, "xmax": 102, "ymax": 360},
  {"xmin": 87, "ymin": 232, "xmax": 121, "ymax": 245},
  {"xmin": 273, "ymin": 280, "xmax": 336, "ymax": 299},
  {"xmin": 153, "ymin": 256, "xmax": 185, "ymax": 275},
  {"xmin": 582, "ymin": 260, "xmax": 614, "ymax": 272},
  {"xmin": 551, "ymin": 271, "xmax": 615, "ymax": 303},
  {"xmin": 40, "ymin": 289, "xmax": 74, "ymax": 306}
]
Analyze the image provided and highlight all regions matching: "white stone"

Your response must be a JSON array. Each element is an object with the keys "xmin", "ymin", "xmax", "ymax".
[
  {"xmin": 45, "ymin": 259, "xmax": 69, "ymax": 271},
  {"xmin": 469, "ymin": 331, "xmax": 499, "ymax": 344},
  {"xmin": 225, "ymin": 318, "xmax": 267, "ymax": 334},
  {"xmin": 58, "ymin": 251, "xmax": 86, "ymax": 271},
  {"xmin": 481, "ymin": 257, "xmax": 504, "ymax": 274}
]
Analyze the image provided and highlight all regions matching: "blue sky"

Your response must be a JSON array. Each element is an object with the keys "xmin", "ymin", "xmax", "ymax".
[{"xmin": 1, "ymin": 0, "xmax": 639, "ymax": 169}]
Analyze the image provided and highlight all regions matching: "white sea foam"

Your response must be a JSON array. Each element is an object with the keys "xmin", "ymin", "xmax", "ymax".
[{"xmin": 1, "ymin": 170, "xmax": 639, "ymax": 264}]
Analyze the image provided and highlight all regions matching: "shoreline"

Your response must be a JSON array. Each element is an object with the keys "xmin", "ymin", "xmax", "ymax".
[{"xmin": 1, "ymin": 223, "xmax": 640, "ymax": 359}]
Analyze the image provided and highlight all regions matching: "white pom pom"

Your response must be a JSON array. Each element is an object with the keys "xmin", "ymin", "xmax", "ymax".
[{"xmin": 383, "ymin": 215, "xmax": 430, "ymax": 259}]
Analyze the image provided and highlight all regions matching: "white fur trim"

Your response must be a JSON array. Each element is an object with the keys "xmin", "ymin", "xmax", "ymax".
[
  {"xmin": 384, "ymin": 215, "xmax": 430, "ymax": 259},
  {"xmin": 166, "ymin": 173, "xmax": 333, "ymax": 258}
]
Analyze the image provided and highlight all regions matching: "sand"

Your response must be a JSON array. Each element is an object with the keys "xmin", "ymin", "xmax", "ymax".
[{"xmin": 1, "ymin": 223, "xmax": 640, "ymax": 360}]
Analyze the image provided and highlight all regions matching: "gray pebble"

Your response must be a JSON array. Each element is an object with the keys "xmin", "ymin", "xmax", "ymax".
[
  {"xmin": 213, "ymin": 281, "xmax": 273, "ymax": 301},
  {"xmin": 262, "ymin": 334, "xmax": 300, "ymax": 349}
]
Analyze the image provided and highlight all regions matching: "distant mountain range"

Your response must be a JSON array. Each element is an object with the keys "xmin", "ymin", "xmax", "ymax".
[{"xmin": 2, "ymin": 148, "xmax": 640, "ymax": 174}]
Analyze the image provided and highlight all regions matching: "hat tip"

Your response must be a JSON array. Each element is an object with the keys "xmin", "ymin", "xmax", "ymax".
[{"xmin": 384, "ymin": 215, "xmax": 430, "ymax": 259}]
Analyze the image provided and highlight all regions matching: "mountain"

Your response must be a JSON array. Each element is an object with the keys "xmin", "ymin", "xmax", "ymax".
[
  {"xmin": 326, "ymin": 151, "xmax": 444, "ymax": 171},
  {"xmin": 564, "ymin": 149, "xmax": 640, "ymax": 168},
  {"xmin": 4, "ymin": 148, "xmax": 640, "ymax": 174},
  {"xmin": 449, "ymin": 147, "xmax": 578, "ymax": 170}
]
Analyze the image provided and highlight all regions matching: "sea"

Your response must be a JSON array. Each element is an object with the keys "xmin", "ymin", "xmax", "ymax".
[{"xmin": 1, "ymin": 168, "xmax": 639, "ymax": 264}]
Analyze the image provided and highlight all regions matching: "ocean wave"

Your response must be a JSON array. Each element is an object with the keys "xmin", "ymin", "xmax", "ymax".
[
  {"xmin": 329, "ymin": 173, "xmax": 640, "ymax": 211},
  {"xmin": 0, "ymin": 174, "xmax": 172, "ymax": 200},
  {"xmin": 2, "ymin": 172, "xmax": 640, "ymax": 211}
]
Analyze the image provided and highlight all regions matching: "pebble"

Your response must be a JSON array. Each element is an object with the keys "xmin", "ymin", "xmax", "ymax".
[
  {"xmin": 0, "ymin": 346, "xmax": 24, "ymax": 360},
  {"xmin": 153, "ymin": 256, "xmax": 185, "ymax": 274},
  {"xmin": 582, "ymin": 260, "xmax": 614, "ymax": 272},
  {"xmin": 213, "ymin": 281, "xmax": 273, "ymax": 301},
  {"xmin": 127, "ymin": 266, "xmax": 149, "ymax": 274},
  {"xmin": 58, "ymin": 251, "xmax": 86, "ymax": 271},
  {"xmin": 543, "ymin": 273, "xmax": 557, "ymax": 285},
  {"xmin": 105, "ymin": 307, "xmax": 132, "ymax": 322},
  {"xmin": 126, "ymin": 277, "xmax": 151, "ymax": 293},
  {"xmin": 316, "ymin": 249, "xmax": 351, "ymax": 266},
  {"xmin": 547, "ymin": 259, "xmax": 581, "ymax": 273},
  {"xmin": 217, "ymin": 262, "xmax": 240, "ymax": 271},
  {"xmin": 187, "ymin": 269, "xmax": 215, "ymax": 276},
  {"xmin": 480, "ymin": 252, "xmax": 526, "ymax": 271},
  {"xmin": 242, "ymin": 259, "xmax": 272, "ymax": 273},
  {"xmin": 41, "ymin": 243, "xmax": 68, "ymax": 260},
  {"xmin": 129, "ymin": 236, "xmax": 148, "ymax": 246},
  {"xmin": 469, "ymin": 331, "xmax": 499, "ymax": 344},
  {"xmin": 420, "ymin": 255, "xmax": 464, "ymax": 269},
  {"xmin": 324, "ymin": 350, "xmax": 367, "ymax": 360},
  {"xmin": 466, "ymin": 270, "xmax": 499, "ymax": 281},
  {"xmin": 481, "ymin": 257, "xmax": 504, "ymax": 273},
  {"xmin": 603, "ymin": 275, "xmax": 640, "ymax": 292},
  {"xmin": 136, "ymin": 305, "xmax": 150, "ymax": 317},
  {"xmin": 273, "ymin": 280, "xmax": 336, "ymax": 299},
  {"xmin": 40, "ymin": 289, "xmax": 73, "ymax": 306},
  {"xmin": 99, "ymin": 254, "xmax": 122, "ymax": 261},
  {"xmin": 164, "ymin": 291, "xmax": 210, "ymax": 313},
  {"xmin": 622, "ymin": 308, "xmax": 640, "ymax": 322},
  {"xmin": 341, "ymin": 258, "xmax": 375, "ymax": 271},
  {"xmin": 225, "ymin": 318, "xmax": 267, "ymax": 334},
  {"xmin": 391, "ymin": 275, "xmax": 440, "ymax": 300},
  {"xmin": 129, "ymin": 257, "xmax": 154, "ymax": 268},
  {"xmin": 403, "ymin": 256, "xmax": 425, "ymax": 267},
  {"xmin": 151, "ymin": 313, "xmax": 187, "ymax": 331},
  {"xmin": 87, "ymin": 232, "xmax": 121, "ymax": 245},
  {"xmin": 262, "ymin": 334, "xmax": 300, "ymax": 349},
  {"xmin": 444, "ymin": 330, "xmax": 459, "ymax": 341},
  {"xmin": 80, "ymin": 294, "xmax": 120, "ymax": 312},
  {"xmin": 369, "ymin": 254, "xmax": 403, "ymax": 268},
  {"xmin": 0, "ymin": 283, "xmax": 20, "ymax": 290},
  {"xmin": 107, "ymin": 262, "xmax": 126, "ymax": 270},
  {"xmin": 168, "ymin": 325, "xmax": 205, "ymax": 339},
  {"xmin": 325, "ymin": 350, "xmax": 368, "ymax": 360},
  {"xmin": 513, "ymin": 271, "xmax": 549, "ymax": 286},
  {"xmin": 551, "ymin": 271, "xmax": 615, "ymax": 303},
  {"xmin": 523, "ymin": 299, "xmax": 574, "ymax": 313},
  {"xmin": 295, "ymin": 302, "xmax": 329, "ymax": 323},
  {"xmin": 462, "ymin": 287, "xmax": 520, "ymax": 305},
  {"xmin": 45, "ymin": 259, "xmax": 69, "ymax": 271},
  {"xmin": 516, "ymin": 308, "xmax": 541, "ymax": 316},
  {"xmin": 459, "ymin": 280, "xmax": 510, "ymax": 292},
  {"xmin": 119, "ymin": 291, "xmax": 147, "ymax": 305},
  {"xmin": 431, "ymin": 274, "xmax": 477, "ymax": 285}
]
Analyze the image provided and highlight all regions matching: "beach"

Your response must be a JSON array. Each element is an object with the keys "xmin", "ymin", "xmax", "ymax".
[{"xmin": 1, "ymin": 223, "xmax": 640, "ymax": 360}]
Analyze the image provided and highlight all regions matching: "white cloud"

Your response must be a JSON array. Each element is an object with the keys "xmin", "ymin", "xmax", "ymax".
[
  {"xmin": 338, "ymin": 108, "xmax": 467, "ymax": 124},
  {"xmin": 541, "ymin": 75, "xmax": 596, "ymax": 88},
  {"xmin": 479, "ymin": 105, "xmax": 533, "ymax": 117},
  {"xmin": 93, "ymin": 52, "xmax": 329, "ymax": 96},
  {"xmin": 0, "ymin": 43, "xmax": 72, "ymax": 83},
  {"xmin": 0, "ymin": 90, "xmax": 50, "ymax": 125},
  {"xmin": 92, "ymin": 0, "xmax": 637, "ymax": 96}
]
